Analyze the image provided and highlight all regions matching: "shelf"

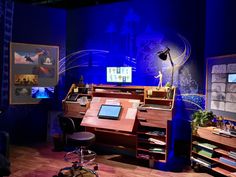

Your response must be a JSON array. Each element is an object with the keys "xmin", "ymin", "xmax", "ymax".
[
  {"xmin": 137, "ymin": 148, "xmax": 166, "ymax": 154},
  {"xmin": 212, "ymin": 167, "xmax": 232, "ymax": 176},
  {"xmin": 139, "ymin": 121, "xmax": 167, "ymax": 129},
  {"xmin": 145, "ymin": 97, "xmax": 173, "ymax": 101},
  {"xmin": 136, "ymin": 131, "xmax": 166, "ymax": 137},
  {"xmin": 214, "ymin": 148, "xmax": 229, "ymax": 156},
  {"xmin": 192, "ymin": 151, "xmax": 236, "ymax": 170},
  {"xmin": 137, "ymin": 138, "xmax": 166, "ymax": 146}
]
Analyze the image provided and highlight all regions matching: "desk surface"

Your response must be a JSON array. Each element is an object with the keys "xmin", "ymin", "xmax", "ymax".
[{"xmin": 81, "ymin": 97, "xmax": 140, "ymax": 132}]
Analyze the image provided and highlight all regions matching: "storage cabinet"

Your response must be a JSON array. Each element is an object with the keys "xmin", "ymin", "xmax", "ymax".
[
  {"xmin": 136, "ymin": 86, "xmax": 176, "ymax": 164},
  {"xmin": 191, "ymin": 126, "xmax": 236, "ymax": 177}
]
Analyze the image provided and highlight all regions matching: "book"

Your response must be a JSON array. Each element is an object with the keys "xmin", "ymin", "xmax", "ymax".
[
  {"xmin": 148, "ymin": 138, "xmax": 166, "ymax": 145},
  {"xmin": 193, "ymin": 141, "xmax": 217, "ymax": 150},
  {"xmin": 198, "ymin": 149, "xmax": 214, "ymax": 158},
  {"xmin": 219, "ymin": 156, "xmax": 236, "ymax": 166},
  {"xmin": 149, "ymin": 147, "xmax": 165, "ymax": 154},
  {"xmin": 229, "ymin": 151, "xmax": 236, "ymax": 160},
  {"xmin": 191, "ymin": 156, "xmax": 214, "ymax": 168},
  {"xmin": 193, "ymin": 145, "xmax": 215, "ymax": 158}
]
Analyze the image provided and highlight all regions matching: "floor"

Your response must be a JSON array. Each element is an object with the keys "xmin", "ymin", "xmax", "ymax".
[{"xmin": 9, "ymin": 143, "xmax": 213, "ymax": 177}]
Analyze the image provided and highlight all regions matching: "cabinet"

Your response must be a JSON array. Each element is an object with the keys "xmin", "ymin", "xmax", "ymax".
[
  {"xmin": 136, "ymin": 86, "xmax": 176, "ymax": 164},
  {"xmin": 62, "ymin": 84, "xmax": 92, "ymax": 118},
  {"xmin": 191, "ymin": 126, "xmax": 236, "ymax": 177}
]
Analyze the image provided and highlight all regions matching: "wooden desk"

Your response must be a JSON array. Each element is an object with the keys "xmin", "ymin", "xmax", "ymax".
[{"xmin": 81, "ymin": 97, "xmax": 140, "ymax": 132}]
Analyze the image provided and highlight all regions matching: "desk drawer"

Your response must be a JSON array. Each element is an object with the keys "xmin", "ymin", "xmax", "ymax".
[{"xmin": 137, "ymin": 109, "xmax": 172, "ymax": 121}]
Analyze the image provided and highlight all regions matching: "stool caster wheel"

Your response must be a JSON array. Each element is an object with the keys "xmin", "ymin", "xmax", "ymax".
[
  {"xmin": 57, "ymin": 172, "xmax": 64, "ymax": 177},
  {"xmin": 94, "ymin": 165, "xmax": 98, "ymax": 171}
]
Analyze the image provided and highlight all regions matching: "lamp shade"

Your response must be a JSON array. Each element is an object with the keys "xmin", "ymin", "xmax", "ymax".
[
  {"xmin": 158, "ymin": 47, "xmax": 170, "ymax": 60},
  {"xmin": 158, "ymin": 52, "xmax": 168, "ymax": 60}
]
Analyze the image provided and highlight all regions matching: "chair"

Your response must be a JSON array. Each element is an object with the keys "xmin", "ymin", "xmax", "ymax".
[
  {"xmin": 0, "ymin": 131, "xmax": 11, "ymax": 177},
  {"xmin": 57, "ymin": 114, "xmax": 98, "ymax": 177}
]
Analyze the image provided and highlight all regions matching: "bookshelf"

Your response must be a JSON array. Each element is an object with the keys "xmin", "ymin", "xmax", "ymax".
[
  {"xmin": 191, "ymin": 126, "xmax": 236, "ymax": 177},
  {"xmin": 136, "ymin": 86, "xmax": 176, "ymax": 165}
]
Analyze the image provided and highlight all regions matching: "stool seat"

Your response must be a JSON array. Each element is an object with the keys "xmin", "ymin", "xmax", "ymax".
[{"xmin": 67, "ymin": 132, "xmax": 95, "ymax": 147}]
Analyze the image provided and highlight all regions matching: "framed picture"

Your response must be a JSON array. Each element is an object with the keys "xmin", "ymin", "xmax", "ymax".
[
  {"xmin": 206, "ymin": 54, "xmax": 236, "ymax": 119},
  {"xmin": 10, "ymin": 42, "xmax": 59, "ymax": 104}
]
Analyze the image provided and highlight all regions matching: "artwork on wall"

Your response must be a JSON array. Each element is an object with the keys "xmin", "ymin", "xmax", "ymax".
[
  {"xmin": 10, "ymin": 42, "xmax": 59, "ymax": 104},
  {"xmin": 206, "ymin": 55, "xmax": 236, "ymax": 119}
]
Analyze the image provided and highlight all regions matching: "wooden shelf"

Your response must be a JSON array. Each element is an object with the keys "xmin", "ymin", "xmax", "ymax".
[
  {"xmin": 145, "ymin": 97, "xmax": 173, "ymax": 101},
  {"xmin": 137, "ymin": 138, "xmax": 166, "ymax": 146},
  {"xmin": 212, "ymin": 167, "xmax": 232, "ymax": 176},
  {"xmin": 136, "ymin": 87, "xmax": 175, "ymax": 166},
  {"xmin": 192, "ymin": 126, "xmax": 236, "ymax": 176}
]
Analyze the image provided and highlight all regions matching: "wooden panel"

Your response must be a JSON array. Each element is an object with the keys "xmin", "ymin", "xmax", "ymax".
[
  {"xmin": 62, "ymin": 101, "xmax": 89, "ymax": 118},
  {"xmin": 195, "ymin": 127, "xmax": 236, "ymax": 149}
]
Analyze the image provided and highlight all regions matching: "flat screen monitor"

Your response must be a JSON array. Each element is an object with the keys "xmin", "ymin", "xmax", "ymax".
[
  {"xmin": 31, "ymin": 86, "xmax": 54, "ymax": 99},
  {"xmin": 228, "ymin": 73, "xmax": 236, "ymax": 83},
  {"xmin": 106, "ymin": 67, "xmax": 132, "ymax": 83},
  {"xmin": 98, "ymin": 104, "xmax": 122, "ymax": 120}
]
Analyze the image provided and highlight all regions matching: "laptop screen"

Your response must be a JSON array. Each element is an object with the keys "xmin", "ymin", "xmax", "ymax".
[{"xmin": 98, "ymin": 104, "xmax": 122, "ymax": 120}]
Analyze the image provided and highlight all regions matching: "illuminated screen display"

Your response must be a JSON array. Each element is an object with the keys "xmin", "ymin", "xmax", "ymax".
[
  {"xmin": 228, "ymin": 74, "xmax": 236, "ymax": 83},
  {"xmin": 31, "ymin": 87, "xmax": 54, "ymax": 99},
  {"xmin": 98, "ymin": 104, "xmax": 122, "ymax": 120},
  {"xmin": 106, "ymin": 67, "xmax": 132, "ymax": 83}
]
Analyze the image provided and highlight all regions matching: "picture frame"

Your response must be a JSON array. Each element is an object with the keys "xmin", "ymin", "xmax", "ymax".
[{"xmin": 10, "ymin": 42, "xmax": 59, "ymax": 104}]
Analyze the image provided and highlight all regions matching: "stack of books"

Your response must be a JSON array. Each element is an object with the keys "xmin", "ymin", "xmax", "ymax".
[
  {"xmin": 148, "ymin": 138, "xmax": 166, "ymax": 145},
  {"xmin": 191, "ymin": 156, "xmax": 216, "ymax": 168},
  {"xmin": 192, "ymin": 141, "xmax": 217, "ymax": 158},
  {"xmin": 219, "ymin": 156, "xmax": 236, "ymax": 167},
  {"xmin": 229, "ymin": 151, "xmax": 236, "ymax": 160},
  {"xmin": 149, "ymin": 147, "xmax": 165, "ymax": 154}
]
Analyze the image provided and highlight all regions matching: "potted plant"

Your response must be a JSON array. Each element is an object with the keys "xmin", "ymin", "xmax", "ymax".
[{"xmin": 191, "ymin": 110, "xmax": 216, "ymax": 134}]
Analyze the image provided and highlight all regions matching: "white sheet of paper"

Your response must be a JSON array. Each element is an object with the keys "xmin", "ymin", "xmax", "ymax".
[
  {"xmin": 128, "ymin": 99, "xmax": 140, "ymax": 108},
  {"xmin": 91, "ymin": 97, "xmax": 101, "ymax": 103},
  {"xmin": 125, "ymin": 108, "xmax": 137, "ymax": 119},
  {"xmin": 105, "ymin": 99, "xmax": 120, "ymax": 105}
]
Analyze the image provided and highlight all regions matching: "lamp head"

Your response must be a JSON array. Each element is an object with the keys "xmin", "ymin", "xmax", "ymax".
[{"xmin": 158, "ymin": 47, "xmax": 170, "ymax": 61}]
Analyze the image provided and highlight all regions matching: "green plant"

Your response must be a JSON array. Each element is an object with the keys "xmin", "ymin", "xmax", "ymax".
[
  {"xmin": 165, "ymin": 82, "xmax": 171, "ymax": 88},
  {"xmin": 191, "ymin": 110, "xmax": 216, "ymax": 134}
]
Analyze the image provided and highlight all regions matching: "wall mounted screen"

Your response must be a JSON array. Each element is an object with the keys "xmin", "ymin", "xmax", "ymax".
[
  {"xmin": 98, "ymin": 104, "xmax": 122, "ymax": 120},
  {"xmin": 31, "ymin": 87, "xmax": 54, "ymax": 99},
  {"xmin": 106, "ymin": 67, "xmax": 132, "ymax": 83}
]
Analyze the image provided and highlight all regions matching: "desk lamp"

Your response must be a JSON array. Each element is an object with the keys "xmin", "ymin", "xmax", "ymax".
[{"xmin": 158, "ymin": 47, "xmax": 174, "ymax": 87}]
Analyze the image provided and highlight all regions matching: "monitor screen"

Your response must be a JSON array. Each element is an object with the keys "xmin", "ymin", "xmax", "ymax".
[
  {"xmin": 98, "ymin": 104, "xmax": 122, "ymax": 120},
  {"xmin": 106, "ymin": 67, "xmax": 132, "ymax": 83},
  {"xmin": 228, "ymin": 73, "xmax": 236, "ymax": 83},
  {"xmin": 31, "ymin": 87, "xmax": 54, "ymax": 99}
]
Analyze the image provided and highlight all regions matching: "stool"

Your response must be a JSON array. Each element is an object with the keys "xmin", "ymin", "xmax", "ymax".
[{"xmin": 56, "ymin": 115, "xmax": 98, "ymax": 177}]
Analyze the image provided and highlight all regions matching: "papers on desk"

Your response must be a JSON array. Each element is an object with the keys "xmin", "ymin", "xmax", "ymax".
[
  {"xmin": 91, "ymin": 97, "xmax": 101, "ymax": 103},
  {"xmin": 105, "ymin": 99, "xmax": 120, "ymax": 105},
  {"xmin": 125, "ymin": 108, "xmax": 137, "ymax": 119},
  {"xmin": 128, "ymin": 99, "xmax": 140, "ymax": 108}
]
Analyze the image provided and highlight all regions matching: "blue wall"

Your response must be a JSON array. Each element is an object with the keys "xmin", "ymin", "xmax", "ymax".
[
  {"xmin": 0, "ymin": 2, "xmax": 66, "ymax": 144},
  {"xmin": 205, "ymin": 0, "xmax": 236, "ymax": 57},
  {"xmin": 65, "ymin": 0, "xmax": 206, "ymax": 94}
]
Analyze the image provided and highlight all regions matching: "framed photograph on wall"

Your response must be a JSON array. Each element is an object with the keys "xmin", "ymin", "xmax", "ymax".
[
  {"xmin": 10, "ymin": 42, "xmax": 59, "ymax": 104},
  {"xmin": 206, "ymin": 54, "xmax": 236, "ymax": 119}
]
